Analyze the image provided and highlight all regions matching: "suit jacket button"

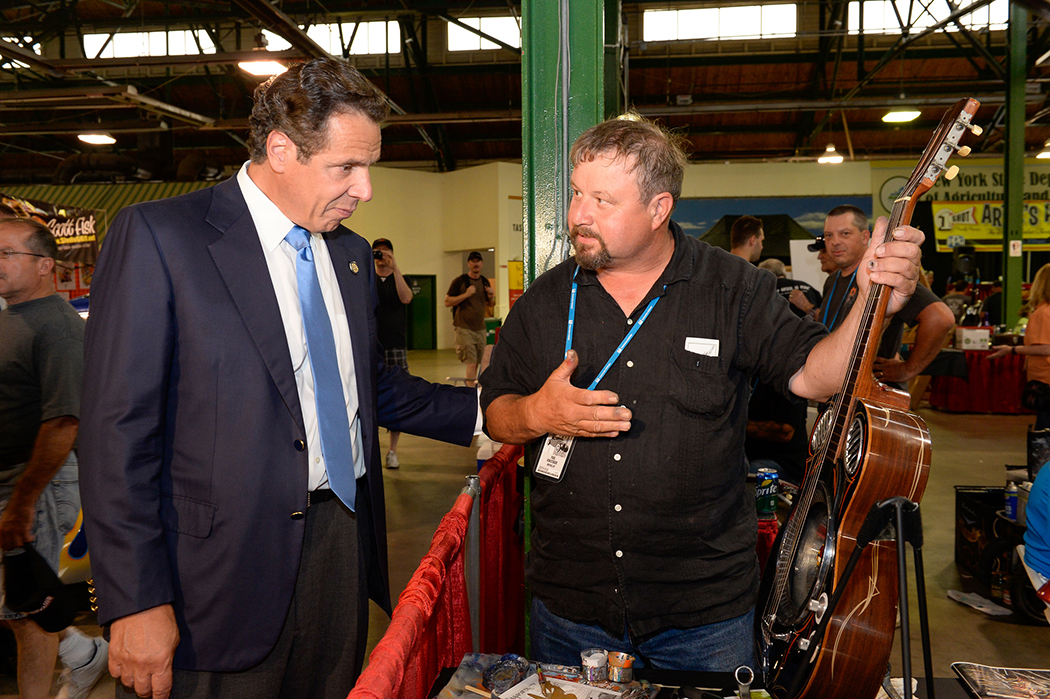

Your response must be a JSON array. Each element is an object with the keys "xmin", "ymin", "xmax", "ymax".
[
  {"xmin": 294, "ymin": 439, "xmax": 306, "ymax": 452},
  {"xmin": 290, "ymin": 511, "xmax": 305, "ymax": 520}
]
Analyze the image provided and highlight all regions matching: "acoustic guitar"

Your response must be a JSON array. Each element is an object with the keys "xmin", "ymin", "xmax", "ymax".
[{"xmin": 755, "ymin": 97, "xmax": 982, "ymax": 699}]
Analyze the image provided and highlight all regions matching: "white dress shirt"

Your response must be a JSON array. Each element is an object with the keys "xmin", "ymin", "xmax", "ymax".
[{"xmin": 237, "ymin": 163, "xmax": 365, "ymax": 489}]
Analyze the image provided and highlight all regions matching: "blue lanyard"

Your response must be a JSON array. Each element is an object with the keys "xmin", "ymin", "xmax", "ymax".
[
  {"xmin": 821, "ymin": 268, "xmax": 858, "ymax": 330},
  {"xmin": 564, "ymin": 266, "xmax": 663, "ymax": 391}
]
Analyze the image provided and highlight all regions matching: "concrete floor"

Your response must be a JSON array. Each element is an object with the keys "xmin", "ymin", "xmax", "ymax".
[{"xmin": 8, "ymin": 349, "xmax": 1048, "ymax": 697}]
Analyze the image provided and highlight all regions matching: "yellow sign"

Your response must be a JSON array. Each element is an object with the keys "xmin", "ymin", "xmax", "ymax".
[{"xmin": 932, "ymin": 200, "xmax": 1050, "ymax": 252}]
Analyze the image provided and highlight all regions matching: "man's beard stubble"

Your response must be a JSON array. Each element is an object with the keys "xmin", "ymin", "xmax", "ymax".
[{"xmin": 570, "ymin": 226, "xmax": 611, "ymax": 271}]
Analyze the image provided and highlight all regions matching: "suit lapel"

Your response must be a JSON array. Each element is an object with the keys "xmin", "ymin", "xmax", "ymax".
[{"xmin": 206, "ymin": 179, "xmax": 304, "ymax": 431}]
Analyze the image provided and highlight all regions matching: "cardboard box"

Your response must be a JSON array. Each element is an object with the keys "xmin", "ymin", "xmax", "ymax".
[{"xmin": 955, "ymin": 327, "xmax": 991, "ymax": 350}]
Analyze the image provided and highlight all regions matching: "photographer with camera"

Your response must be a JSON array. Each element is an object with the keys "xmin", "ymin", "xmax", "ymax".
[{"xmin": 373, "ymin": 238, "xmax": 414, "ymax": 469}]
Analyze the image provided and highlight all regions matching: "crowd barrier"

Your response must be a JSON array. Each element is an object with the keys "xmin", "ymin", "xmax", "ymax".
[
  {"xmin": 349, "ymin": 444, "xmax": 778, "ymax": 699},
  {"xmin": 349, "ymin": 444, "xmax": 525, "ymax": 699}
]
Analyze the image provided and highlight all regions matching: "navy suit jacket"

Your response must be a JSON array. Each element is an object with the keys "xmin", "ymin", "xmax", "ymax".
[{"xmin": 79, "ymin": 177, "xmax": 476, "ymax": 671}]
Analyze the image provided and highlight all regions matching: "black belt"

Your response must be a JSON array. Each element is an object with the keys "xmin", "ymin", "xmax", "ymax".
[{"xmin": 307, "ymin": 489, "xmax": 337, "ymax": 507}]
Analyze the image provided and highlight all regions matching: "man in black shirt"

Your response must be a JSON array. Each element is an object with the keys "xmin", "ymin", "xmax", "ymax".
[
  {"xmin": 372, "ymin": 238, "xmax": 414, "ymax": 469},
  {"xmin": 480, "ymin": 117, "xmax": 925, "ymax": 671},
  {"xmin": 820, "ymin": 205, "xmax": 954, "ymax": 387},
  {"xmin": 758, "ymin": 258, "xmax": 821, "ymax": 319}
]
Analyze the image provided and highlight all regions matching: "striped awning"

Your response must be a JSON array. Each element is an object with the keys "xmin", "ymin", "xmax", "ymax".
[{"xmin": 2, "ymin": 180, "xmax": 218, "ymax": 244}]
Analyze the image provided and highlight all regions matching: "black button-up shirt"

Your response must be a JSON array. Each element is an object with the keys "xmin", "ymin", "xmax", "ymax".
[{"xmin": 481, "ymin": 222, "xmax": 827, "ymax": 641}]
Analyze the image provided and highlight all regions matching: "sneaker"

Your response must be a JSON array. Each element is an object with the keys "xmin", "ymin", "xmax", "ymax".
[
  {"xmin": 385, "ymin": 451, "xmax": 400, "ymax": 469},
  {"xmin": 57, "ymin": 635, "xmax": 109, "ymax": 699}
]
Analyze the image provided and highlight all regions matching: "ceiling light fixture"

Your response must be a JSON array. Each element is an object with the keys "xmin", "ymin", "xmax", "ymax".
[
  {"xmin": 78, "ymin": 133, "xmax": 115, "ymax": 145},
  {"xmin": 238, "ymin": 60, "xmax": 287, "ymax": 76},
  {"xmin": 882, "ymin": 108, "xmax": 921, "ymax": 123},
  {"xmin": 1038, "ymin": 139, "xmax": 1050, "ymax": 159},
  {"xmin": 817, "ymin": 143, "xmax": 843, "ymax": 164}
]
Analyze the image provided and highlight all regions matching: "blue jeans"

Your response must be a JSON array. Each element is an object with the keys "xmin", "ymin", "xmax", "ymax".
[
  {"xmin": 530, "ymin": 597, "xmax": 756, "ymax": 672},
  {"xmin": 0, "ymin": 452, "xmax": 80, "ymax": 619}
]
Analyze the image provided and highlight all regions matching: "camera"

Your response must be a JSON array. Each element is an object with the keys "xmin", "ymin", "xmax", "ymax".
[{"xmin": 373, "ymin": 250, "xmax": 384, "ymax": 260}]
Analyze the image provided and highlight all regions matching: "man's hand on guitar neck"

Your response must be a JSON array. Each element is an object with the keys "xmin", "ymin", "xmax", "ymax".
[
  {"xmin": 856, "ymin": 216, "xmax": 924, "ymax": 316},
  {"xmin": 789, "ymin": 217, "xmax": 924, "ymax": 401}
]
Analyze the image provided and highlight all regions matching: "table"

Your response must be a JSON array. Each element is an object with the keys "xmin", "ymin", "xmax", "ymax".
[
  {"xmin": 928, "ymin": 350, "xmax": 1031, "ymax": 414},
  {"xmin": 429, "ymin": 665, "xmax": 971, "ymax": 698}
]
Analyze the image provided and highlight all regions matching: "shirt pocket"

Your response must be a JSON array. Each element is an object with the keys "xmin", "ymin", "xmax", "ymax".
[
  {"xmin": 668, "ymin": 343, "xmax": 731, "ymax": 417},
  {"xmin": 667, "ymin": 287, "xmax": 733, "ymax": 418}
]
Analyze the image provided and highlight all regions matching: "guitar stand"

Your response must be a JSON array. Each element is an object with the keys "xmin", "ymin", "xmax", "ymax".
[{"xmin": 785, "ymin": 496, "xmax": 935, "ymax": 699}]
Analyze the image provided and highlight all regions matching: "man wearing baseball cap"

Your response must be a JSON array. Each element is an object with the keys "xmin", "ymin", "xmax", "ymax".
[{"xmin": 445, "ymin": 251, "xmax": 494, "ymax": 387}]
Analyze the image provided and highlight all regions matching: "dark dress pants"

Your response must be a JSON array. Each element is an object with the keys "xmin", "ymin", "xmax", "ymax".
[{"xmin": 117, "ymin": 496, "xmax": 367, "ymax": 699}]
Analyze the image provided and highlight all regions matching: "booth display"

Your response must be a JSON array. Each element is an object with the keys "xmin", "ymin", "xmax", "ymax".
[
  {"xmin": 929, "ymin": 350, "xmax": 1029, "ymax": 414},
  {"xmin": 1, "ymin": 191, "xmax": 100, "ymax": 301}
]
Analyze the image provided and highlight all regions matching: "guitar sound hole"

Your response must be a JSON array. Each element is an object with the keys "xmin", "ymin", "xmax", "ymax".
[{"xmin": 787, "ymin": 500, "xmax": 830, "ymax": 623}]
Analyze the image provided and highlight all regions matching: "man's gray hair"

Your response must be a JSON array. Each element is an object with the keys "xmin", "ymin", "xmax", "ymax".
[{"xmin": 758, "ymin": 258, "xmax": 786, "ymax": 278}]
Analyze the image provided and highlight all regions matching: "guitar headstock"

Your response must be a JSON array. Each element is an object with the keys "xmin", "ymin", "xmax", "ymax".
[{"xmin": 897, "ymin": 98, "xmax": 981, "ymax": 209}]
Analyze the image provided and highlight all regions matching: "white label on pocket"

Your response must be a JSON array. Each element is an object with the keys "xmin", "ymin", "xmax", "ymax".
[{"xmin": 684, "ymin": 337, "xmax": 719, "ymax": 357}]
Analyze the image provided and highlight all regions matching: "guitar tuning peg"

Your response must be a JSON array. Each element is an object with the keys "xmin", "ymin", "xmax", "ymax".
[
  {"xmin": 970, "ymin": 124, "xmax": 984, "ymax": 136},
  {"xmin": 944, "ymin": 165, "xmax": 960, "ymax": 181},
  {"xmin": 957, "ymin": 145, "xmax": 972, "ymax": 157}
]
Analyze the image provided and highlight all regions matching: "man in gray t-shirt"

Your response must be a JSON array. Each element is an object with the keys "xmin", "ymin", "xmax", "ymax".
[{"xmin": 0, "ymin": 217, "xmax": 107, "ymax": 699}]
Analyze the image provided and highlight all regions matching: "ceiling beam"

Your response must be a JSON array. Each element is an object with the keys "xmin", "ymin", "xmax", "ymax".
[
  {"xmin": 0, "ymin": 39, "xmax": 68, "ymax": 77},
  {"xmin": 228, "ymin": 0, "xmax": 328, "ymax": 59},
  {"xmin": 27, "ymin": 49, "xmax": 305, "ymax": 72}
]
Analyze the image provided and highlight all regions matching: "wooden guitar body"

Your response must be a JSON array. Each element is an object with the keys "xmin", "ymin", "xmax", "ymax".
[
  {"xmin": 760, "ymin": 389, "xmax": 931, "ymax": 699},
  {"xmin": 756, "ymin": 98, "xmax": 980, "ymax": 699}
]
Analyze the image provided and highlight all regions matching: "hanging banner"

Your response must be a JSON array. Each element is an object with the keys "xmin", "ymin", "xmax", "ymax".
[
  {"xmin": 0, "ymin": 192, "xmax": 100, "ymax": 265},
  {"xmin": 932, "ymin": 200, "xmax": 1050, "ymax": 252},
  {"xmin": 871, "ymin": 160, "xmax": 1050, "ymax": 219}
]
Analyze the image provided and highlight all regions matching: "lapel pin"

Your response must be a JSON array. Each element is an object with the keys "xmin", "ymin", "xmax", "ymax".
[{"xmin": 350, "ymin": 261, "xmax": 359, "ymax": 274}]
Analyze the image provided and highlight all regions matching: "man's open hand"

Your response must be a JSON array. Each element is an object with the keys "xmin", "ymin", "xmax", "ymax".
[{"xmin": 485, "ymin": 350, "xmax": 632, "ymax": 444}]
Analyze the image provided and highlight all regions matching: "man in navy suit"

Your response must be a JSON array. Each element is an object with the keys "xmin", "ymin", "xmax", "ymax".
[{"xmin": 79, "ymin": 58, "xmax": 478, "ymax": 699}]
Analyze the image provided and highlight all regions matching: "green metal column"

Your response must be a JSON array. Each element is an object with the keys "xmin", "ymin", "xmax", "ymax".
[
  {"xmin": 1002, "ymin": 0, "xmax": 1027, "ymax": 324},
  {"xmin": 520, "ymin": 0, "xmax": 607, "ymax": 657},
  {"xmin": 604, "ymin": 3, "xmax": 624, "ymax": 119},
  {"xmin": 522, "ymin": 0, "xmax": 606, "ymax": 285}
]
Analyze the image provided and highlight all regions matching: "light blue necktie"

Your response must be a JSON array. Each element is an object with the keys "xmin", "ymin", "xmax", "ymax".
[{"xmin": 285, "ymin": 225, "xmax": 357, "ymax": 511}]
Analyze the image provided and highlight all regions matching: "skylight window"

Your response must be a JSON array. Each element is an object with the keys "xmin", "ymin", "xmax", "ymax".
[
  {"xmin": 447, "ymin": 17, "xmax": 521, "ymax": 51},
  {"xmin": 265, "ymin": 21, "xmax": 399, "ymax": 55},
  {"xmin": 847, "ymin": 0, "xmax": 1008, "ymax": 33},
  {"xmin": 84, "ymin": 30, "xmax": 215, "ymax": 58},
  {"xmin": 643, "ymin": 4, "xmax": 797, "ymax": 42}
]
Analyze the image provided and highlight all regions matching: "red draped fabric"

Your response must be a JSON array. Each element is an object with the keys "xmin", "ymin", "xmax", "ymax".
[
  {"xmin": 929, "ymin": 350, "xmax": 1031, "ymax": 414},
  {"xmin": 348, "ymin": 492, "xmax": 474, "ymax": 699},
  {"xmin": 756, "ymin": 517, "xmax": 779, "ymax": 574},
  {"xmin": 477, "ymin": 444, "xmax": 526, "ymax": 655}
]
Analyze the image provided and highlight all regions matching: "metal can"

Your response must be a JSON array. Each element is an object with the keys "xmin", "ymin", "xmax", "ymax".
[
  {"xmin": 607, "ymin": 652, "xmax": 635, "ymax": 683},
  {"xmin": 756, "ymin": 468, "xmax": 780, "ymax": 517},
  {"xmin": 580, "ymin": 648, "xmax": 608, "ymax": 682}
]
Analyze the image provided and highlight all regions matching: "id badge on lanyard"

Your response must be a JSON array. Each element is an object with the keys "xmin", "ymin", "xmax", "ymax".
[{"xmin": 533, "ymin": 268, "xmax": 662, "ymax": 483}]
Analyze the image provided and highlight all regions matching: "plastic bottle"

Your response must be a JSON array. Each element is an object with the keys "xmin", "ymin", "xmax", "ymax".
[{"xmin": 1005, "ymin": 481, "xmax": 1018, "ymax": 521}]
